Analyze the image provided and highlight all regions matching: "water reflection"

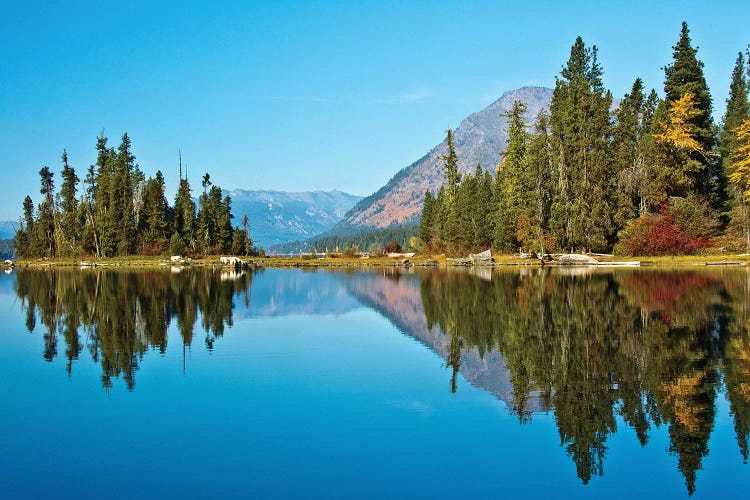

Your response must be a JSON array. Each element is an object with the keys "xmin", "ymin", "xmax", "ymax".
[
  {"xmin": 9, "ymin": 266, "xmax": 750, "ymax": 495},
  {"xmin": 417, "ymin": 267, "xmax": 750, "ymax": 494},
  {"xmin": 14, "ymin": 268, "xmax": 251, "ymax": 390}
]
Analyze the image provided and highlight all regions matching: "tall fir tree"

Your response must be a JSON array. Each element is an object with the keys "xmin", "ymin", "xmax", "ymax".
[
  {"xmin": 418, "ymin": 190, "xmax": 435, "ymax": 245},
  {"xmin": 36, "ymin": 166, "xmax": 56, "ymax": 257},
  {"xmin": 721, "ymin": 52, "xmax": 750, "ymax": 249},
  {"xmin": 662, "ymin": 22, "xmax": 721, "ymax": 209},
  {"xmin": 549, "ymin": 37, "xmax": 615, "ymax": 252},
  {"xmin": 494, "ymin": 100, "xmax": 529, "ymax": 252},
  {"xmin": 523, "ymin": 111, "xmax": 554, "ymax": 253},
  {"xmin": 441, "ymin": 129, "xmax": 461, "ymax": 244},
  {"xmin": 58, "ymin": 150, "xmax": 80, "ymax": 255}
]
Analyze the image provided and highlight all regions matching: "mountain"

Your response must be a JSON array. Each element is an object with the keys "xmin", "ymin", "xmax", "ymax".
[
  {"xmin": 335, "ymin": 86, "xmax": 553, "ymax": 231},
  {"xmin": 0, "ymin": 221, "xmax": 16, "ymax": 240},
  {"xmin": 227, "ymin": 189, "xmax": 363, "ymax": 249}
]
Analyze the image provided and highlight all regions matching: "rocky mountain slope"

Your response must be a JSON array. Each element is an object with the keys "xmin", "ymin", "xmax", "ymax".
[
  {"xmin": 336, "ymin": 86, "xmax": 553, "ymax": 231},
  {"xmin": 227, "ymin": 189, "xmax": 362, "ymax": 249},
  {"xmin": 0, "ymin": 221, "xmax": 16, "ymax": 240}
]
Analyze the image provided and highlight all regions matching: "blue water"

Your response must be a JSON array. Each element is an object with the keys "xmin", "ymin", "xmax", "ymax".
[{"xmin": 0, "ymin": 267, "xmax": 748, "ymax": 499}]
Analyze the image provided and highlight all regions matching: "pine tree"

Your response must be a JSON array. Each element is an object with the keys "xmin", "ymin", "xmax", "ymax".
[
  {"xmin": 418, "ymin": 190, "xmax": 435, "ymax": 245},
  {"xmin": 140, "ymin": 171, "xmax": 169, "ymax": 253},
  {"xmin": 112, "ymin": 134, "xmax": 136, "ymax": 255},
  {"xmin": 549, "ymin": 37, "xmax": 615, "ymax": 252},
  {"xmin": 58, "ymin": 150, "xmax": 80, "ymax": 255},
  {"xmin": 441, "ymin": 129, "xmax": 461, "ymax": 243},
  {"xmin": 241, "ymin": 214, "xmax": 252, "ymax": 255},
  {"xmin": 722, "ymin": 52, "xmax": 750, "ymax": 249},
  {"xmin": 662, "ymin": 22, "xmax": 721, "ymax": 208},
  {"xmin": 36, "ymin": 166, "xmax": 56, "ymax": 257},
  {"xmin": 93, "ymin": 133, "xmax": 115, "ymax": 257},
  {"xmin": 494, "ymin": 100, "xmax": 529, "ymax": 252},
  {"xmin": 15, "ymin": 195, "xmax": 35, "ymax": 257},
  {"xmin": 523, "ymin": 111, "xmax": 554, "ymax": 253},
  {"xmin": 173, "ymin": 177, "xmax": 196, "ymax": 253}
]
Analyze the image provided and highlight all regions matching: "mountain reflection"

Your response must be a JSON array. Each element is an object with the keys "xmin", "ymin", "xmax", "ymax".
[
  {"xmin": 417, "ymin": 267, "xmax": 750, "ymax": 494},
  {"xmin": 11, "ymin": 266, "xmax": 750, "ymax": 494}
]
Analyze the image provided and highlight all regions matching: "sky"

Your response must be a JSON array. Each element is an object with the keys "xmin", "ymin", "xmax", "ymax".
[{"xmin": 2, "ymin": 0, "xmax": 750, "ymax": 220}]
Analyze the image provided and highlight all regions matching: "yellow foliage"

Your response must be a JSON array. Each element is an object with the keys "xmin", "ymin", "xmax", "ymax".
[
  {"xmin": 661, "ymin": 371, "xmax": 705, "ymax": 433},
  {"xmin": 654, "ymin": 93, "xmax": 702, "ymax": 152},
  {"xmin": 730, "ymin": 119, "xmax": 750, "ymax": 200}
]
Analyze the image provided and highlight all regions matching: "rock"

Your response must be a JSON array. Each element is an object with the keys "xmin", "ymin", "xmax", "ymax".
[{"xmin": 555, "ymin": 254, "xmax": 599, "ymax": 266}]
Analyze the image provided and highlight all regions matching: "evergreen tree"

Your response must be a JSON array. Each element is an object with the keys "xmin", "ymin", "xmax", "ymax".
[
  {"xmin": 173, "ymin": 177, "xmax": 196, "ymax": 253},
  {"xmin": 14, "ymin": 195, "xmax": 35, "ymax": 257},
  {"xmin": 93, "ymin": 133, "xmax": 115, "ymax": 257},
  {"xmin": 494, "ymin": 100, "xmax": 529, "ymax": 252},
  {"xmin": 36, "ymin": 166, "xmax": 56, "ymax": 257},
  {"xmin": 441, "ymin": 129, "xmax": 461, "ymax": 242},
  {"xmin": 418, "ymin": 190, "xmax": 435, "ymax": 245},
  {"xmin": 58, "ymin": 150, "xmax": 80, "ymax": 255},
  {"xmin": 662, "ymin": 22, "xmax": 721, "ymax": 209},
  {"xmin": 722, "ymin": 52, "xmax": 750, "ymax": 249},
  {"xmin": 111, "ymin": 134, "xmax": 136, "ymax": 255},
  {"xmin": 549, "ymin": 37, "xmax": 615, "ymax": 252},
  {"xmin": 139, "ymin": 171, "xmax": 170, "ymax": 253},
  {"xmin": 613, "ymin": 79, "xmax": 648, "ymax": 225},
  {"xmin": 523, "ymin": 111, "xmax": 554, "ymax": 253}
]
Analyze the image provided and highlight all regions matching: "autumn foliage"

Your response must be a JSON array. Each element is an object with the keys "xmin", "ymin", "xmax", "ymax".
[{"xmin": 618, "ymin": 204, "xmax": 710, "ymax": 255}]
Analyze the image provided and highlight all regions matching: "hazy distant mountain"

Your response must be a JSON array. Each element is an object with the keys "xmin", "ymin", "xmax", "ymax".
[
  {"xmin": 334, "ymin": 86, "xmax": 553, "ymax": 232},
  {"xmin": 227, "ymin": 189, "xmax": 363, "ymax": 249},
  {"xmin": 0, "ymin": 221, "xmax": 16, "ymax": 240}
]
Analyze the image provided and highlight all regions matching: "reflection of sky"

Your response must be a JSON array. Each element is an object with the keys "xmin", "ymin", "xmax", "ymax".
[
  {"xmin": 2, "ymin": 269, "xmax": 750, "ymax": 498},
  {"xmin": 234, "ymin": 268, "xmax": 361, "ymax": 318}
]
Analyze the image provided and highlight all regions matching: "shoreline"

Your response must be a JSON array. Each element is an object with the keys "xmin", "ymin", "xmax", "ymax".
[{"xmin": 7, "ymin": 253, "xmax": 750, "ymax": 270}]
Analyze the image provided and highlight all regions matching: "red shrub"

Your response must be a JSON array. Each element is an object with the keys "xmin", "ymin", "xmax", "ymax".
[{"xmin": 621, "ymin": 214, "xmax": 710, "ymax": 256}]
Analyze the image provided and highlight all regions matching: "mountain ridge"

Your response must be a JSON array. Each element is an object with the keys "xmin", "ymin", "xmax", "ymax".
[
  {"xmin": 227, "ymin": 188, "xmax": 362, "ymax": 249},
  {"xmin": 334, "ymin": 86, "xmax": 554, "ymax": 232}
]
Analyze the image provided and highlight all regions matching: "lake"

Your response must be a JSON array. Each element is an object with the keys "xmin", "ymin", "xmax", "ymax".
[{"xmin": 1, "ymin": 266, "xmax": 749, "ymax": 498}]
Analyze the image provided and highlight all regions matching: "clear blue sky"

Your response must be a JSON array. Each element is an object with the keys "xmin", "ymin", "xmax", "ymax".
[{"xmin": 2, "ymin": 0, "xmax": 749, "ymax": 220}]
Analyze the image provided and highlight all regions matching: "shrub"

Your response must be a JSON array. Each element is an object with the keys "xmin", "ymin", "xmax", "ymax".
[
  {"xmin": 617, "ymin": 214, "xmax": 710, "ymax": 256},
  {"xmin": 383, "ymin": 240, "xmax": 402, "ymax": 253}
]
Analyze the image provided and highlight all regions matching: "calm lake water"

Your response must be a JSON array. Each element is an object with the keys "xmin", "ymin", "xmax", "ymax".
[{"xmin": 1, "ymin": 266, "xmax": 749, "ymax": 498}]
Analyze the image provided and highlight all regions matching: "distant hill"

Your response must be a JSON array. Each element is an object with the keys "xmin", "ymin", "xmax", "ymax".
[
  {"xmin": 226, "ymin": 189, "xmax": 362, "ymax": 249},
  {"xmin": 0, "ymin": 221, "xmax": 17, "ymax": 240},
  {"xmin": 333, "ymin": 86, "xmax": 553, "ymax": 232}
]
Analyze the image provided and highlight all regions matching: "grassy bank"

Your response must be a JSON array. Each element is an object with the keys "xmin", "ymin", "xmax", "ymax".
[{"xmin": 8, "ymin": 252, "xmax": 750, "ymax": 269}]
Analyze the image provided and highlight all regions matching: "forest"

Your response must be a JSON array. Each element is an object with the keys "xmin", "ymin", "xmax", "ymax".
[
  {"xmin": 271, "ymin": 225, "xmax": 418, "ymax": 255},
  {"xmin": 420, "ymin": 23, "xmax": 750, "ymax": 255},
  {"xmin": 13, "ymin": 133, "xmax": 253, "ymax": 259}
]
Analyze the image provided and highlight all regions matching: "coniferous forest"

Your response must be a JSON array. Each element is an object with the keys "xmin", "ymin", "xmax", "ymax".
[
  {"xmin": 420, "ymin": 23, "xmax": 750, "ymax": 255},
  {"xmin": 14, "ymin": 133, "xmax": 253, "ymax": 259}
]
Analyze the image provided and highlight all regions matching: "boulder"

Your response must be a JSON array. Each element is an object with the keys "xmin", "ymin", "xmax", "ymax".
[{"xmin": 555, "ymin": 254, "xmax": 599, "ymax": 266}]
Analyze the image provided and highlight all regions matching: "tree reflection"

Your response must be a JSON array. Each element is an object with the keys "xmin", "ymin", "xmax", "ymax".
[
  {"xmin": 419, "ymin": 267, "xmax": 750, "ymax": 494},
  {"xmin": 15, "ymin": 268, "xmax": 252, "ymax": 392}
]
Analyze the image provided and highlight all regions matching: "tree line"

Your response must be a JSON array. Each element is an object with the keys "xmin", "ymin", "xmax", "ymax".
[
  {"xmin": 271, "ymin": 225, "xmax": 418, "ymax": 255},
  {"xmin": 420, "ymin": 23, "xmax": 750, "ymax": 255},
  {"xmin": 14, "ymin": 133, "xmax": 253, "ymax": 258},
  {"xmin": 419, "ymin": 267, "xmax": 750, "ymax": 494}
]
